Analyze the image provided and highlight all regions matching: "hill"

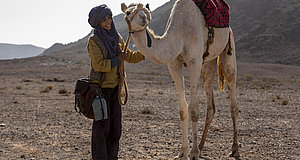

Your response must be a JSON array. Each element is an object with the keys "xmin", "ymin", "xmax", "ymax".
[
  {"xmin": 0, "ymin": 43, "xmax": 45, "ymax": 60},
  {"xmin": 228, "ymin": 0, "xmax": 300, "ymax": 65},
  {"xmin": 42, "ymin": 0, "xmax": 300, "ymax": 66},
  {"xmin": 1, "ymin": 2, "xmax": 300, "ymax": 160}
]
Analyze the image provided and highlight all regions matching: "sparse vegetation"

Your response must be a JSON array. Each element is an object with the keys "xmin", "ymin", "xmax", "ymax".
[
  {"xmin": 43, "ymin": 78, "xmax": 65, "ymax": 82},
  {"xmin": 58, "ymin": 88, "xmax": 68, "ymax": 94},
  {"xmin": 1, "ymin": 1, "xmax": 300, "ymax": 159},
  {"xmin": 243, "ymin": 74, "xmax": 255, "ymax": 81},
  {"xmin": 40, "ymin": 85, "xmax": 53, "ymax": 93},
  {"xmin": 16, "ymin": 86, "xmax": 21, "ymax": 90},
  {"xmin": 281, "ymin": 99, "xmax": 289, "ymax": 105},
  {"xmin": 22, "ymin": 79, "xmax": 32, "ymax": 82},
  {"xmin": 275, "ymin": 94, "xmax": 281, "ymax": 100},
  {"xmin": 157, "ymin": 80, "xmax": 164, "ymax": 85},
  {"xmin": 141, "ymin": 107, "xmax": 152, "ymax": 114},
  {"xmin": 261, "ymin": 76, "xmax": 279, "ymax": 83}
]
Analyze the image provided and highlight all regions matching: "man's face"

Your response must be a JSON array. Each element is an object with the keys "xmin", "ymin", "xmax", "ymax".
[{"xmin": 100, "ymin": 15, "xmax": 112, "ymax": 30}]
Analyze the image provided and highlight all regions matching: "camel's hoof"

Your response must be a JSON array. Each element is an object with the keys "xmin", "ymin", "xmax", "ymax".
[
  {"xmin": 174, "ymin": 153, "xmax": 188, "ymax": 160},
  {"xmin": 229, "ymin": 150, "xmax": 240, "ymax": 157}
]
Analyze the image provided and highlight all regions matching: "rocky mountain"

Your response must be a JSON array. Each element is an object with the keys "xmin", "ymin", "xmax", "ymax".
[
  {"xmin": 42, "ymin": 0, "xmax": 300, "ymax": 66},
  {"xmin": 228, "ymin": 0, "xmax": 300, "ymax": 65},
  {"xmin": 0, "ymin": 43, "xmax": 45, "ymax": 60}
]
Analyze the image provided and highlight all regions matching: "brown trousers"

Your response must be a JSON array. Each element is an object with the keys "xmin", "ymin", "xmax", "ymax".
[{"xmin": 92, "ymin": 86, "xmax": 121, "ymax": 160}]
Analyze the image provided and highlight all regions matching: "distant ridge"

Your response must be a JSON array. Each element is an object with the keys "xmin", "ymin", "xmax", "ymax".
[
  {"xmin": 0, "ymin": 43, "xmax": 45, "ymax": 60},
  {"xmin": 42, "ymin": 0, "xmax": 300, "ymax": 66}
]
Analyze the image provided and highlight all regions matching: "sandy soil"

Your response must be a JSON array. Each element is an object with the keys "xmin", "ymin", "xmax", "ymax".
[{"xmin": 0, "ymin": 56, "xmax": 299, "ymax": 160}]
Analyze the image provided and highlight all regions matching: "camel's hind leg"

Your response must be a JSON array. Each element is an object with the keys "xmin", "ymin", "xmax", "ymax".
[
  {"xmin": 168, "ymin": 59, "xmax": 189, "ymax": 160},
  {"xmin": 219, "ymin": 32, "xmax": 240, "ymax": 157},
  {"xmin": 198, "ymin": 59, "xmax": 217, "ymax": 155}
]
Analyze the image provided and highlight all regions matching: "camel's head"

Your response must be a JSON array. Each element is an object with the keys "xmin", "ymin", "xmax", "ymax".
[{"xmin": 121, "ymin": 3, "xmax": 152, "ymax": 32}]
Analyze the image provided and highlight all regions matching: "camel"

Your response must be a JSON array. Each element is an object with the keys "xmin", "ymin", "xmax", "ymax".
[{"xmin": 121, "ymin": 0, "xmax": 239, "ymax": 159}]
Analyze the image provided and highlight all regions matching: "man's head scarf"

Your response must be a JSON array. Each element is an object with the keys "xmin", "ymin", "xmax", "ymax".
[{"xmin": 88, "ymin": 4, "xmax": 120, "ymax": 60}]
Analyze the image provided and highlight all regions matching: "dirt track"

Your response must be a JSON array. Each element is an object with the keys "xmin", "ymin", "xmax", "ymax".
[{"xmin": 0, "ymin": 57, "xmax": 299, "ymax": 160}]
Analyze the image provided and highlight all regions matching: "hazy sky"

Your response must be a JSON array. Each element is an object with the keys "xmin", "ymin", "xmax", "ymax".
[{"xmin": 0, "ymin": 0, "xmax": 170, "ymax": 48}]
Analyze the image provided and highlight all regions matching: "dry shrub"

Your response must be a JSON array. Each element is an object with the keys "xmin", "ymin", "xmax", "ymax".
[
  {"xmin": 16, "ymin": 86, "xmax": 21, "ymax": 90},
  {"xmin": 244, "ymin": 74, "xmax": 254, "ymax": 81},
  {"xmin": 59, "ymin": 88, "xmax": 68, "ymax": 94},
  {"xmin": 281, "ymin": 99, "xmax": 289, "ymax": 105},
  {"xmin": 261, "ymin": 76, "xmax": 279, "ymax": 83},
  {"xmin": 22, "ymin": 79, "xmax": 32, "ymax": 82},
  {"xmin": 43, "ymin": 78, "xmax": 65, "ymax": 82},
  {"xmin": 40, "ymin": 85, "xmax": 53, "ymax": 93},
  {"xmin": 272, "ymin": 98, "xmax": 276, "ymax": 102},
  {"xmin": 141, "ymin": 107, "xmax": 152, "ymax": 114},
  {"xmin": 275, "ymin": 94, "xmax": 281, "ymax": 99}
]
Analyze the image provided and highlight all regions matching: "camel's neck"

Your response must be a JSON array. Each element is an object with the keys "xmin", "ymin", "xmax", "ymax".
[{"xmin": 131, "ymin": 27, "xmax": 183, "ymax": 64}]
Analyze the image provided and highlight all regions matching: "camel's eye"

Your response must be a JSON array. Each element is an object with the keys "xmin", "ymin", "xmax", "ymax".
[{"xmin": 126, "ymin": 11, "xmax": 131, "ymax": 16}]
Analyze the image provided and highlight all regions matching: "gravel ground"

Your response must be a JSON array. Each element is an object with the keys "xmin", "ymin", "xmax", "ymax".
[{"xmin": 0, "ymin": 57, "xmax": 299, "ymax": 160}]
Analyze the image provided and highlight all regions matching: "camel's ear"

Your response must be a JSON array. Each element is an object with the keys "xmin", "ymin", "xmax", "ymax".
[
  {"xmin": 146, "ymin": 3, "xmax": 150, "ymax": 12},
  {"xmin": 121, "ymin": 3, "xmax": 127, "ymax": 13}
]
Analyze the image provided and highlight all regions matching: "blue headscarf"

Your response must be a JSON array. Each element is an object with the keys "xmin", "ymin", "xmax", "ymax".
[{"xmin": 88, "ymin": 5, "xmax": 120, "ymax": 61}]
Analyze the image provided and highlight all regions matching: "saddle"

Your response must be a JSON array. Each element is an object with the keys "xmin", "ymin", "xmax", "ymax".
[{"xmin": 193, "ymin": 0, "xmax": 230, "ymax": 28}]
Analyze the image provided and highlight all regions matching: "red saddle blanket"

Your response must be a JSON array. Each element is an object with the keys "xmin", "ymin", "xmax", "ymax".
[{"xmin": 192, "ymin": 0, "xmax": 230, "ymax": 28}]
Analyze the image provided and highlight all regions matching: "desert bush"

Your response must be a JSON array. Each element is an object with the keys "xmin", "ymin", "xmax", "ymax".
[
  {"xmin": 261, "ymin": 76, "xmax": 279, "ymax": 83},
  {"xmin": 244, "ymin": 74, "xmax": 255, "ymax": 81},
  {"xmin": 40, "ymin": 85, "xmax": 53, "ymax": 93},
  {"xmin": 43, "ymin": 78, "xmax": 65, "ymax": 82},
  {"xmin": 58, "ymin": 88, "xmax": 68, "ymax": 94},
  {"xmin": 141, "ymin": 107, "xmax": 152, "ymax": 114},
  {"xmin": 275, "ymin": 94, "xmax": 281, "ymax": 99},
  {"xmin": 157, "ymin": 80, "xmax": 164, "ymax": 85},
  {"xmin": 16, "ymin": 86, "xmax": 21, "ymax": 90},
  {"xmin": 22, "ymin": 79, "xmax": 32, "ymax": 82},
  {"xmin": 281, "ymin": 99, "xmax": 289, "ymax": 105},
  {"xmin": 272, "ymin": 98, "xmax": 276, "ymax": 102}
]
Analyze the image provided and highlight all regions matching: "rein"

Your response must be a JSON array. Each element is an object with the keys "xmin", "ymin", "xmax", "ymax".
[
  {"xmin": 118, "ymin": 5, "xmax": 151, "ymax": 105},
  {"xmin": 117, "ymin": 17, "xmax": 132, "ymax": 105}
]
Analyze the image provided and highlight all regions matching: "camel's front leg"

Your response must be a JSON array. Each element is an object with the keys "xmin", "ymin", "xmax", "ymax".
[
  {"xmin": 188, "ymin": 60, "xmax": 202, "ymax": 160},
  {"xmin": 168, "ymin": 60, "xmax": 189, "ymax": 160}
]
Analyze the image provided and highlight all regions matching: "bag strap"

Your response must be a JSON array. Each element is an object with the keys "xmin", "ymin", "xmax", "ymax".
[
  {"xmin": 90, "ymin": 34, "xmax": 107, "ymax": 87},
  {"xmin": 99, "ymin": 72, "xmax": 106, "ymax": 87}
]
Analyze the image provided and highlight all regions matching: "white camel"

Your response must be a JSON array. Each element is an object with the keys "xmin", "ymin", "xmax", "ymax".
[{"xmin": 121, "ymin": 0, "xmax": 239, "ymax": 159}]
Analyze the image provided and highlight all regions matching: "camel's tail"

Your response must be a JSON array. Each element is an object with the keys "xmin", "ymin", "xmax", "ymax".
[
  {"xmin": 217, "ymin": 33, "xmax": 232, "ymax": 92},
  {"xmin": 217, "ymin": 56, "xmax": 225, "ymax": 92}
]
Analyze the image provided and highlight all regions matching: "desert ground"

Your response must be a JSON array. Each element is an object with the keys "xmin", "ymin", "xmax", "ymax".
[{"xmin": 0, "ymin": 56, "xmax": 299, "ymax": 160}]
